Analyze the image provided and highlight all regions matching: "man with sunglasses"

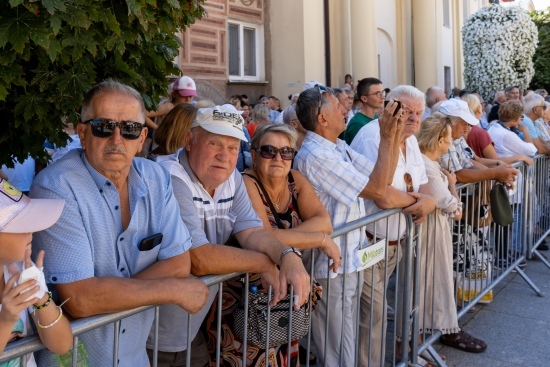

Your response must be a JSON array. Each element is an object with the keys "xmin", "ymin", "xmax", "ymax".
[
  {"xmin": 152, "ymin": 105, "xmax": 310, "ymax": 366},
  {"xmin": 344, "ymin": 77, "xmax": 385, "ymax": 145},
  {"xmin": 523, "ymin": 94, "xmax": 550, "ymax": 154},
  {"xmin": 351, "ymin": 85, "xmax": 438, "ymax": 366},
  {"xmin": 29, "ymin": 81, "xmax": 209, "ymax": 366},
  {"xmin": 294, "ymin": 84, "xmax": 403, "ymax": 367}
]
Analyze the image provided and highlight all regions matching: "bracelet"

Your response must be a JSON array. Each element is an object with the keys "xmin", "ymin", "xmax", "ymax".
[
  {"xmin": 36, "ymin": 298, "xmax": 69, "ymax": 329},
  {"xmin": 33, "ymin": 291, "xmax": 52, "ymax": 311},
  {"xmin": 321, "ymin": 233, "xmax": 327, "ymax": 249},
  {"xmin": 37, "ymin": 306, "xmax": 63, "ymax": 329}
]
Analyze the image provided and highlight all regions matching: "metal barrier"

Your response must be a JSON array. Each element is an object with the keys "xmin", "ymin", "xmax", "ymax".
[
  {"xmin": 2, "ymin": 158, "xmax": 549, "ymax": 367},
  {"xmin": 1, "ymin": 208, "xmax": 415, "ymax": 367}
]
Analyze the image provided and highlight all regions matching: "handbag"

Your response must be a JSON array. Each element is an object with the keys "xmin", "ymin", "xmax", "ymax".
[
  {"xmin": 490, "ymin": 182, "xmax": 514, "ymax": 226},
  {"xmin": 234, "ymin": 172, "xmax": 311, "ymax": 348},
  {"xmin": 234, "ymin": 291, "xmax": 310, "ymax": 348}
]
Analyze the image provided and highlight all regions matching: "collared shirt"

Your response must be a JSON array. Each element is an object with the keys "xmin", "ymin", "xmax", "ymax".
[
  {"xmin": 437, "ymin": 137, "xmax": 474, "ymax": 172},
  {"xmin": 294, "ymin": 131, "xmax": 372, "ymax": 279},
  {"xmin": 534, "ymin": 118, "xmax": 550, "ymax": 148},
  {"xmin": 351, "ymin": 120, "xmax": 428, "ymax": 241},
  {"xmin": 30, "ymin": 149, "xmax": 190, "ymax": 367},
  {"xmin": 269, "ymin": 109, "xmax": 281, "ymax": 122},
  {"xmin": 521, "ymin": 114, "xmax": 540, "ymax": 139},
  {"xmin": 487, "ymin": 122, "xmax": 537, "ymax": 158},
  {"xmin": 150, "ymin": 150, "xmax": 262, "ymax": 352}
]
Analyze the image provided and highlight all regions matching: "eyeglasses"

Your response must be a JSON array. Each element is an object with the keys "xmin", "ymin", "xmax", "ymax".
[
  {"xmin": 404, "ymin": 173, "xmax": 413, "ymax": 193},
  {"xmin": 367, "ymin": 91, "xmax": 386, "ymax": 99},
  {"xmin": 316, "ymin": 84, "xmax": 331, "ymax": 115},
  {"xmin": 256, "ymin": 145, "xmax": 295, "ymax": 161},
  {"xmin": 535, "ymin": 105, "xmax": 547, "ymax": 111},
  {"xmin": 83, "ymin": 119, "xmax": 144, "ymax": 140}
]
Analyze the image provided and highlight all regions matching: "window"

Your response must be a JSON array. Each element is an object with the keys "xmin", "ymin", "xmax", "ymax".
[
  {"xmin": 444, "ymin": 66, "xmax": 452, "ymax": 96},
  {"xmin": 228, "ymin": 21, "xmax": 264, "ymax": 81},
  {"xmin": 443, "ymin": 0, "xmax": 450, "ymax": 28}
]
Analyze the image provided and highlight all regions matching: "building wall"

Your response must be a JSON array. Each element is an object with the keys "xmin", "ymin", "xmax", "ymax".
[{"xmin": 178, "ymin": 0, "xmax": 270, "ymax": 105}]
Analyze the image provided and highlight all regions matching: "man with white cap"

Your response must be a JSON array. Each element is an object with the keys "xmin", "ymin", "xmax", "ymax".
[
  {"xmin": 437, "ymin": 99, "xmax": 518, "ymax": 185},
  {"xmin": 150, "ymin": 105, "xmax": 310, "ymax": 367},
  {"xmin": 30, "ymin": 80, "xmax": 209, "ymax": 367}
]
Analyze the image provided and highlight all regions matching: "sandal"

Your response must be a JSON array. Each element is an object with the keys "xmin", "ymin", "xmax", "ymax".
[{"xmin": 440, "ymin": 330, "xmax": 487, "ymax": 353}]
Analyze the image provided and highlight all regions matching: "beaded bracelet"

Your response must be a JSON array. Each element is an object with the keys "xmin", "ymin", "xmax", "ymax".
[
  {"xmin": 36, "ymin": 298, "xmax": 69, "ymax": 329},
  {"xmin": 33, "ymin": 291, "xmax": 52, "ymax": 311}
]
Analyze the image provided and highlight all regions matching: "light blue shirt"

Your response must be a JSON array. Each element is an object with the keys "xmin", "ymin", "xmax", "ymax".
[
  {"xmin": 30, "ymin": 149, "xmax": 191, "ymax": 367},
  {"xmin": 294, "ymin": 131, "xmax": 372, "ymax": 279},
  {"xmin": 269, "ymin": 109, "xmax": 281, "ymax": 122},
  {"xmin": 521, "ymin": 114, "xmax": 540, "ymax": 139}
]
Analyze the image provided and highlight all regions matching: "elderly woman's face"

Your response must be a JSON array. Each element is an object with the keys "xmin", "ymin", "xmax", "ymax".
[{"xmin": 253, "ymin": 132, "xmax": 293, "ymax": 179}]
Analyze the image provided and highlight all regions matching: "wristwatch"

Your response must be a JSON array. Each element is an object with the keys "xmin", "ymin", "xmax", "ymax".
[{"xmin": 280, "ymin": 247, "xmax": 302, "ymax": 262}]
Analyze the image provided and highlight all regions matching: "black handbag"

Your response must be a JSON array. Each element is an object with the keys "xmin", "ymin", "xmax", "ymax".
[{"xmin": 490, "ymin": 182, "xmax": 514, "ymax": 226}]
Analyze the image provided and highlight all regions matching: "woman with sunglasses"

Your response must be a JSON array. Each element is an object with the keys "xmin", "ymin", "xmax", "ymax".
[
  {"xmin": 241, "ymin": 124, "xmax": 342, "ymax": 365},
  {"xmin": 415, "ymin": 114, "xmax": 487, "ymax": 357}
]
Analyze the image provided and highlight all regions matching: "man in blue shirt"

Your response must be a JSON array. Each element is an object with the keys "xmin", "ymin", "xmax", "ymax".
[{"xmin": 31, "ymin": 81, "xmax": 209, "ymax": 367}]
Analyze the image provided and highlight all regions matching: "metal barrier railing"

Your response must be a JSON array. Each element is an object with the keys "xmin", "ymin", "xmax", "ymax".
[{"xmin": 2, "ymin": 157, "xmax": 549, "ymax": 367}]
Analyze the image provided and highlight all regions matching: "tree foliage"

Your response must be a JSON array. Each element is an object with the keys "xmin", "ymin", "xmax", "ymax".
[
  {"xmin": 530, "ymin": 8, "xmax": 550, "ymax": 91},
  {"xmin": 0, "ymin": 0, "xmax": 205, "ymax": 167}
]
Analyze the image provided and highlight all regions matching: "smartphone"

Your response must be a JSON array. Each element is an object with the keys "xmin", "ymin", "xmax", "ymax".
[
  {"xmin": 138, "ymin": 233, "xmax": 163, "ymax": 251},
  {"xmin": 384, "ymin": 99, "xmax": 402, "ymax": 116}
]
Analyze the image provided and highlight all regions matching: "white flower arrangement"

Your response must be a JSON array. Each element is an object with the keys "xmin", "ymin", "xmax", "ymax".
[{"xmin": 462, "ymin": 4, "xmax": 538, "ymax": 102}]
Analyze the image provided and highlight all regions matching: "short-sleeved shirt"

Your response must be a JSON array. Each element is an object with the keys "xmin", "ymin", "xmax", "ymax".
[
  {"xmin": 344, "ymin": 112, "xmax": 378, "ymax": 145},
  {"xmin": 30, "ymin": 149, "xmax": 190, "ymax": 367},
  {"xmin": 534, "ymin": 118, "xmax": 550, "ymax": 148},
  {"xmin": 487, "ymin": 122, "xmax": 538, "ymax": 158},
  {"xmin": 466, "ymin": 125, "xmax": 494, "ymax": 158},
  {"xmin": 437, "ymin": 137, "xmax": 474, "ymax": 172},
  {"xmin": 351, "ymin": 120, "xmax": 428, "ymax": 241},
  {"xmin": 521, "ymin": 114, "xmax": 541, "ymax": 139},
  {"xmin": 294, "ymin": 131, "xmax": 372, "ymax": 279},
  {"xmin": 149, "ymin": 149, "xmax": 262, "ymax": 352}
]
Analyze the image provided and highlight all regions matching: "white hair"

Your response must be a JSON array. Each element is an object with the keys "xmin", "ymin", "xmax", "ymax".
[
  {"xmin": 387, "ymin": 85, "xmax": 426, "ymax": 112},
  {"xmin": 523, "ymin": 94, "xmax": 544, "ymax": 113}
]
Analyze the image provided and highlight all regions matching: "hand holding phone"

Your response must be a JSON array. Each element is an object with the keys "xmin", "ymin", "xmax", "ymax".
[{"xmin": 384, "ymin": 99, "xmax": 402, "ymax": 117}]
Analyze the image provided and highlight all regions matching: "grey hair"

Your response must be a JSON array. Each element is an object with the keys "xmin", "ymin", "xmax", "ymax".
[
  {"xmin": 194, "ymin": 99, "xmax": 215, "ymax": 109},
  {"xmin": 251, "ymin": 123, "xmax": 298, "ymax": 150},
  {"xmin": 387, "ymin": 85, "xmax": 426, "ymax": 112},
  {"xmin": 81, "ymin": 80, "xmax": 146, "ymax": 123},
  {"xmin": 251, "ymin": 104, "xmax": 270, "ymax": 123},
  {"xmin": 296, "ymin": 87, "xmax": 327, "ymax": 132},
  {"xmin": 425, "ymin": 86, "xmax": 445, "ymax": 108},
  {"xmin": 430, "ymin": 100, "xmax": 444, "ymax": 115},
  {"xmin": 523, "ymin": 94, "xmax": 544, "ymax": 113},
  {"xmin": 282, "ymin": 104, "xmax": 298, "ymax": 124},
  {"xmin": 344, "ymin": 88, "xmax": 354, "ymax": 96}
]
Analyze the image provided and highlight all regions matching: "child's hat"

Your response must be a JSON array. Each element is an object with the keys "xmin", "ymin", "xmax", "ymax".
[{"xmin": 0, "ymin": 179, "xmax": 64, "ymax": 233}]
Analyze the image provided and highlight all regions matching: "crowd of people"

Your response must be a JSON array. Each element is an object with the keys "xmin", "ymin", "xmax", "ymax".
[{"xmin": 1, "ymin": 74, "xmax": 549, "ymax": 367}]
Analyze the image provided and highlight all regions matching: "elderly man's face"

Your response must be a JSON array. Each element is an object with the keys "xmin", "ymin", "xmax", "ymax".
[
  {"xmin": 451, "ymin": 118, "xmax": 469, "ymax": 140},
  {"xmin": 187, "ymin": 129, "xmax": 240, "ymax": 192},
  {"xmin": 337, "ymin": 92, "xmax": 353, "ymax": 112},
  {"xmin": 400, "ymin": 96, "xmax": 424, "ymax": 138},
  {"xmin": 507, "ymin": 88, "xmax": 520, "ymax": 101},
  {"xmin": 533, "ymin": 101, "xmax": 546, "ymax": 119},
  {"xmin": 77, "ymin": 92, "xmax": 146, "ymax": 177},
  {"xmin": 321, "ymin": 93, "xmax": 347, "ymax": 135}
]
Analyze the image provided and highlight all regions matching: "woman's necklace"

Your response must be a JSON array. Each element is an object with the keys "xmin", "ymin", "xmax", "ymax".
[{"xmin": 272, "ymin": 180, "xmax": 287, "ymax": 212}]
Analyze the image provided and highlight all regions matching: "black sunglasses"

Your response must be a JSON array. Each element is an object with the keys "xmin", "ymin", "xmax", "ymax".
[
  {"xmin": 256, "ymin": 145, "xmax": 294, "ymax": 161},
  {"xmin": 83, "ymin": 118, "xmax": 144, "ymax": 140}
]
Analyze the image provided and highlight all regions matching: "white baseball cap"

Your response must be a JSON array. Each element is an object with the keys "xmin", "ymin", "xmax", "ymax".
[
  {"xmin": 192, "ymin": 105, "xmax": 247, "ymax": 141},
  {"xmin": 172, "ymin": 76, "xmax": 198, "ymax": 97},
  {"xmin": 221, "ymin": 103, "xmax": 244, "ymax": 115},
  {"xmin": 440, "ymin": 99, "xmax": 479, "ymax": 126},
  {"xmin": 0, "ymin": 179, "xmax": 64, "ymax": 233}
]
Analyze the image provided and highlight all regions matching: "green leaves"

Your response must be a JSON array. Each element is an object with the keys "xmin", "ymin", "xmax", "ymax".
[{"xmin": 0, "ymin": 0, "xmax": 205, "ymax": 167}]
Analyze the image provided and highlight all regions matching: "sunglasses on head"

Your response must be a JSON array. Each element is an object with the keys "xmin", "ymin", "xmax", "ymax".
[
  {"xmin": 256, "ymin": 145, "xmax": 295, "ymax": 160},
  {"xmin": 315, "ymin": 84, "xmax": 332, "ymax": 115},
  {"xmin": 83, "ymin": 118, "xmax": 144, "ymax": 140}
]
